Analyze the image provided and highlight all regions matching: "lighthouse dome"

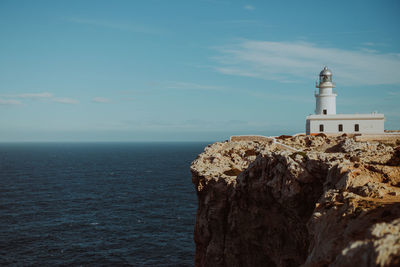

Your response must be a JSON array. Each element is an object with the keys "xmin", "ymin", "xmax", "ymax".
[{"xmin": 320, "ymin": 66, "xmax": 332, "ymax": 76}]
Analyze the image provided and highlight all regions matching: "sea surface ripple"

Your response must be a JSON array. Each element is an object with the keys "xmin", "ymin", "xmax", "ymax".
[{"xmin": 0, "ymin": 142, "xmax": 207, "ymax": 266}]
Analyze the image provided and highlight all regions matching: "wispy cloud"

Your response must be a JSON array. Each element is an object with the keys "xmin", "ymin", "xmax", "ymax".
[
  {"xmin": 120, "ymin": 118, "xmax": 270, "ymax": 131},
  {"xmin": 214, "ymin": 40, "xmax": 400, "ymax": 86},
  {"xmin": 67, "ymin": 17, "xmax": 163, "ymax": 35},
  {"xmin": 362, "ymin": 42, "xmax": 375, "ymax": 47},
  {"xmin": 359, "ymin": 47, "xmax": 379, "ymax": 54},
  {"xmin": 15, "ymin": 92, "xmax": 53, "ymax": 99},
  {"xmin": 166, "ymin": 81, "xmax": 225, "ymax": 91},
  {"xmin": 0, "ymin": 98, "xmax": 21, "ymax": 105},
  {"xmin": 244, "ymin": 5, "xmax": 255, "ymax": 10},
  {"xmin": 1, "ymin": 92, "xmax": 78, "ymax": 105},
  {"xmin": 92, "ymin": 97, "xmax": 110, "ymax": 103},
  {"xmin": 248, "ymin": 91, "xmax": 313, "ymax": 104},
  {"xmin": 53, "ymin": 97, "xmax": 79, "ymax": 104},
  {"xmin": 388, "ymin": 91, "xmax": 400, "ymax": 96}
]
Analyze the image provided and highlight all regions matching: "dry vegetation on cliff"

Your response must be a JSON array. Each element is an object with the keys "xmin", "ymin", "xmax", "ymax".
[{"xmin": 191, "ymin": 135, "xmax": 400, "ymax": 267}]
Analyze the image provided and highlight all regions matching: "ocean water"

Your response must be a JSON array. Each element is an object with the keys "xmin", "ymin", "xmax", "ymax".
[{"xmin": 0, "ymin": 142, "xmax": 208, "ymax": 266}]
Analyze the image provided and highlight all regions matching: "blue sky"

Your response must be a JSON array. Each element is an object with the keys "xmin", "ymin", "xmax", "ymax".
[{"xmin": 1, "ymin": 0, "xmax": 399, "ymax": 141}]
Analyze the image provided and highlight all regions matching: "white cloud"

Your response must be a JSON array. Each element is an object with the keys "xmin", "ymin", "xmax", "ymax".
[
  {"xmin": 244, "ymin": 5, "xmax": 255, "ymax": 10},
  {"xmin": 120, "ymin": 119, "xmax": 271, "ymax": 131},
  {"xmin": 0, "ymin": 92, "xmax": 79, "ymax": 105},
  {"xmin": 0, "ymin": 99, "xmax": 21, "ymax": 105},
  {"xmin": 214, "ymin": 40, "xmax": 400, "ymax": 86},
  {"xmin": 52, "ymin": 97, "xmax": 79, "ymax": 104},
  {"xmin": 1, "ymin": 92, "xmax": 53, "ymax": 99},
  {"xmin": 16, "ymin": 92, "xmax": 53, "ymax": 99},
  {"xmin": 92, "ymin": 97, "xmax": 110, "ymax": 103},
  {"xmin": 388, "ymin": 91, "xmax": 400, "ymax": 96},
  {"xmin": 362, "ymin": 42, "xmax": 375, "ymax": 47}
]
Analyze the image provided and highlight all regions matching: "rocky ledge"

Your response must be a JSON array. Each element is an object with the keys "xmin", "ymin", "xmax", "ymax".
[{"xmin": 191, "ymin": 135, "xmax": 400, "ymax": 267}]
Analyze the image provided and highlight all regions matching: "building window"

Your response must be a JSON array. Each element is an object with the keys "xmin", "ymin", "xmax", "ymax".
[
  {"xmin": 319, "ymin": 124, "xmax": 324, "ymax": 132},
  {"xmin": 323, "ymin": 109, "xmax": 327, "ymax": 115},
  {"xmin": 355, "ymin": 124, "xmax": 359, "ymax": 132},
  {"xmin": 338, "ymin": 124, "xmax": 343, "ymax": 132}
]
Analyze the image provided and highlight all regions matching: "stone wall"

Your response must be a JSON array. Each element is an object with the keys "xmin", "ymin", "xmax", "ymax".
[{"xmin": 230, "ymin": 135, "xmax": 274, "ymax": 143}]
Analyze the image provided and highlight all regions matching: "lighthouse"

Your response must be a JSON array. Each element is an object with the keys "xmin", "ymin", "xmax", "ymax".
[
  {"xmin": 306, "ymin": 67, "xmax": 385, "ymax": 135},
  {"xmin": 315, "ymin": 66, "xmax": 336, "ymax": 115}
]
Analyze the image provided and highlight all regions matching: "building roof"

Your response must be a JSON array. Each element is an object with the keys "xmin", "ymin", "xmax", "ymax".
[
  {"xmin": 306, "ymin": 113, "xmax": 385, "ymax": 120},
  {"xmin": 320, "ymin": 66, "xmax": 332, "ymax": 76}
]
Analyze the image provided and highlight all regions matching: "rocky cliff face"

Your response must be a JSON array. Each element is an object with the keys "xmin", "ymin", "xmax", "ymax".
[{"xmin": 191, "ymin": 135, "xmax": 400, "ymax": 267}]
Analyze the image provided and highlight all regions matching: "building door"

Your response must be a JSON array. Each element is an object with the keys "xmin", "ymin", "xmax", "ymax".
[
  {"xmin": 319, "ymin": 124, "xmax": 324, "ymax": 132},
  {"xmin": 338, "ymin": 124, "xmax": 343, "ymax": 132},
  {"xmin": 355, "ymin": 124, "xmax": 359, "ymax": 132}
]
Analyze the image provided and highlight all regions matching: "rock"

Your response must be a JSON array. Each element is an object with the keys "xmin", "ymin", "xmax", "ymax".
[
  {"xmin": 191, "ymin": 135, "xmax": 400, "ymax": 267},
  {"xmin": 350, "ymin": 155, "xmax": 361, "ymax": 162},
  {"xmin": 328, "ymin": 219, "xmax": 400, "ymax": 267}
]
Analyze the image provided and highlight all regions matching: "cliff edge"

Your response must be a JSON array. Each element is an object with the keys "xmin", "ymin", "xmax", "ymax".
[{"xmin": 191, "ymin": 135, "xmax": 400, "ymax": 267}]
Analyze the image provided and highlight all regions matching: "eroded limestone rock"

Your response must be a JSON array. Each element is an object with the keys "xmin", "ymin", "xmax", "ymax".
[{"xmin": 191, "ymin": 136, "xmax": 400, "ymax": 267}]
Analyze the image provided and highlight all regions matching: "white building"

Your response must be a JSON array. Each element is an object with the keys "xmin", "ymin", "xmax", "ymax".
[{"xmin": 306, "ymin": 67, "xmax": 385, "ymax": 135}]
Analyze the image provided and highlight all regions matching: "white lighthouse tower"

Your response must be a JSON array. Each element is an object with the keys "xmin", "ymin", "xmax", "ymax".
[
  {"xmin": 306, "ymin": 66, "xmax": 385, "ymax": 135},
  {"xmin": 315, "ymin": 66, "xmax": 336, "ymax": 115}
]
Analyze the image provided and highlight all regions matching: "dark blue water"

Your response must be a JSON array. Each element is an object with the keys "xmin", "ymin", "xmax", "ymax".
[{"xmin": 0, "ymin": 142, "xmax": 207, "ymax": 266}]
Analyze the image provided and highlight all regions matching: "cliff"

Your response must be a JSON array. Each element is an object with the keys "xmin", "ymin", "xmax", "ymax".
[{"xmin": 191, "ymin": 135, "xmax": 400, "ymax": 267}]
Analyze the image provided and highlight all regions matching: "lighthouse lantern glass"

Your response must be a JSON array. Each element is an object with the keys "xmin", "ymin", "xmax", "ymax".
[{"xmin": 320, "ymin": 75, "xmax": 332, "ymax": 83}]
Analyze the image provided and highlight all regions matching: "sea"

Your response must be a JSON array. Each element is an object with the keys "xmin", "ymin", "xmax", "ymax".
[{"xmin": 0, "ymin": 142, "xmax": 209, "ymax": 266}]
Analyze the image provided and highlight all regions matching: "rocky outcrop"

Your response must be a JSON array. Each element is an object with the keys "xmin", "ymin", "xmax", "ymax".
[{"xmin": 191, "ymin": 135, "xmax": 400, "ymax": 267}]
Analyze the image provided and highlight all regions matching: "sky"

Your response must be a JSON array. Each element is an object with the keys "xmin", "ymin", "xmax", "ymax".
[{"xmin": 0, "ymin": 0, "xmax": 400, "ymax": 142}]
